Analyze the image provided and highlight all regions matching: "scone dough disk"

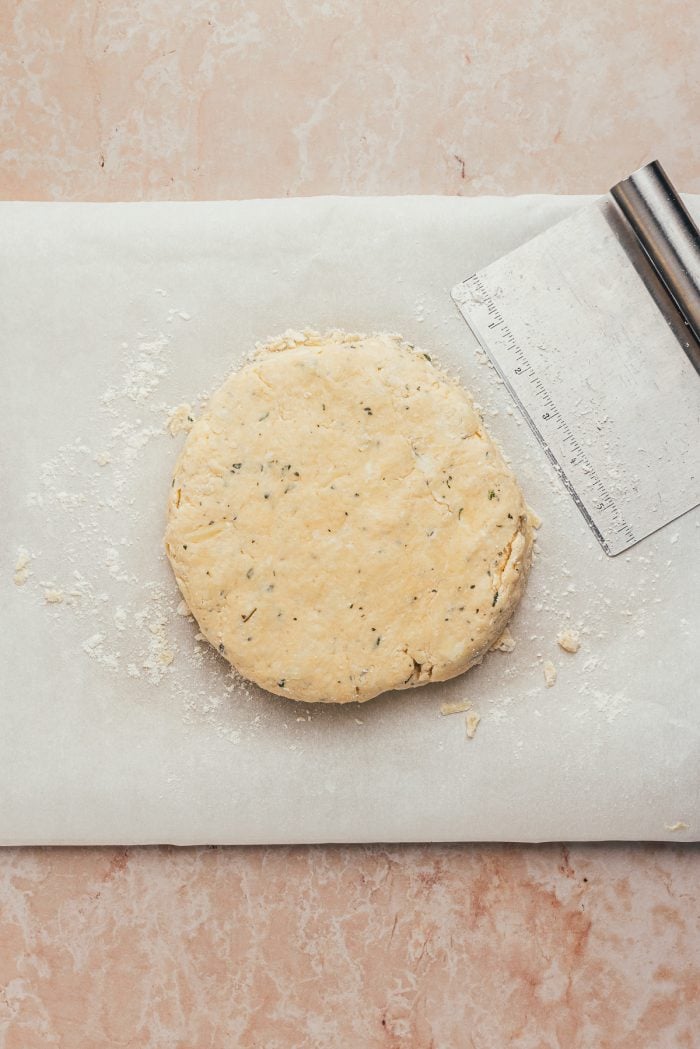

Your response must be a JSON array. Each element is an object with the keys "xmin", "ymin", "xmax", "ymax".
[{"xmin": 166, "ymin": 332, "xmax": 533, "ymax": 702}]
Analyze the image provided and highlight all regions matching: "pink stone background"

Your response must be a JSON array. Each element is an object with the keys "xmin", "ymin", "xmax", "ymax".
[
  {"xmin": 1, "ymin": 0, "xmax": 699, "ymax": 200},
  {"xmin": 1, "ymin": 2, "xmax": 699, "ymax": 1046}
]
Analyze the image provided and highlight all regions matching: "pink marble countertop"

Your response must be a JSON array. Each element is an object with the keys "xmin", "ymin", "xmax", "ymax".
[{"xmin": 1, "ymin": 2, "xmax": 698, "ymax": 1046}]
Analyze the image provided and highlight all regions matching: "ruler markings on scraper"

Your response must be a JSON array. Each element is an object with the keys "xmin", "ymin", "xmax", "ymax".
[{"xmin": 460, "ymin": 272, "xmax": 635, "ymax": 556}]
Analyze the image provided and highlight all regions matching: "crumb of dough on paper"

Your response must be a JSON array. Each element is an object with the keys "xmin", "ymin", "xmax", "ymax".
[
  {"xmin": 527, "ymin": 506, "xmax": 543, "ymax": 529},
  {"xmin": 465, "ymin": 711, "xmax": 481, "ymax": 739},
  {"xmin": 543, "ymin": 660, "xmax": 557, "ymax": 687},
  {"xmin": 44, "ymin": 588, "xmax": 64, "ymax": 604},
  {"xmin": 13, "ymin": 547, "xmax": 32, "ymax": 586},
  {"xmin": 557, "ymin": 629, "xmax": 580, "ymax": 653},
  {"xmin": 491, "ymin": 626, "xmax": 516, "ymax": 653},
  {"xmin": 665, "ymin": 821, "xmax": 689, "ymax": 832},
  {"xmin": 440, "ymin": 699, "xmax": 472, "ymax": 716},
  {"xmin": 166, "ymin": 403, "xmax": 195, "ymax": 437},
  {"xmin": 94, "ymin": 451, "xmax": 111, "ymax": 466}
]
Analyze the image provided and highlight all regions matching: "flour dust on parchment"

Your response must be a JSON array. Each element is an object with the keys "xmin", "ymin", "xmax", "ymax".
[
  {"xmin": 12, "ymin": 296, "xmax": 674, "ymax": 744},
  {"xmin": 13, "ymin": 299, "xmax": 264, "ymax": 745}
]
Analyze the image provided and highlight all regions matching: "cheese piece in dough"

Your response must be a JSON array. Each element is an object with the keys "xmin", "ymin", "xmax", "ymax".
[{"xmin": 165, "ymin": 331, "xmax": 534, "ymax": 703}]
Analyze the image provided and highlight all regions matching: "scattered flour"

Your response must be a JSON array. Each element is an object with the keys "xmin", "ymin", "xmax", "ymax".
[
  {"xmin": 11, "ymin": 309, "xmax": 257, "ymax": 745},
  {"xmin": 81, "ymin": 631, "xmax": 119, "ymax": 671}
]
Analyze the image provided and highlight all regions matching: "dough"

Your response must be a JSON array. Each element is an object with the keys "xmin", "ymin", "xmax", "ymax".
[
  {"xmin": 465, "ymin": 711, "xmax": 481, "ymax": 739},
  {"xmin": 557, "ymin": 629, "xmax": 580, "ymax": 653},
  {"xmin": 543, "ymin": 660, "xmax": 557, "ymax": 687},
  {"xmin": 165, "ymin": 331, "xmax": 533, "ymax": 703}
]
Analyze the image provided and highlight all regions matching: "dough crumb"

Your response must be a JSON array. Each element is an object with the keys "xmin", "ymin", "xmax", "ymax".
[
  {"xmin": 44, "ymin": 588, "xmax": 64, "ymax": 604},
  {"xmin": 441, "ymin": 699, "xmax": 472, "ymax": 716},
  {"xmin": 491, "ymin": 627, "xmax": 516, "ymax": 653},
  {"xmin": 94, "ymin": 451, "xmax": 111, "ymax": 466},
  {"xmin": 167, "ymin": 403, "xmax": 195, "ymax": 437},
  {"xmin": 557, "ymin": 630, "xmax": 581, "ymax": 654},
  {"xmin": 528, "ymin": 506, "xmax": 543, "ymax": 529},
  {"xmin": 665, "ymin": 821, "xmax": 689, "ymax": 832},
  {"xmin": 465, "ymin": 711, "xmax": 481, "ymax": 739},
  {"xmin": 176, "ymin": 599, "xmax": 192, "ymax": 617},
  {"xmin": 13, "ymin": 547, "xmax": 32, "ymax": 586},
  {"xmin": 259, "ymin": 328, "xmax": 317, "ymax": 354},
  {"xmin": 543, "ymin": 660, "xmax": 558, "ymax": 687}
]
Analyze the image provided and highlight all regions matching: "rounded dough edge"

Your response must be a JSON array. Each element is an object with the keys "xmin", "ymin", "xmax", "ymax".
[{"xmin": 165, "ymin": 330, "xmax": 534, "ymax": 703}]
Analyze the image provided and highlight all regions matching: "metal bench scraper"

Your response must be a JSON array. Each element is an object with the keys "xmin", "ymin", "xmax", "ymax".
[{"xmin": 452, "ymin": 160, "xmax": 700, "ymax": 555}]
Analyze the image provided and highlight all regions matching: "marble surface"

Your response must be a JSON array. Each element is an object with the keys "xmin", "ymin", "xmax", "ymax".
[
  {"xmin": 1, "ymin": 1, "xmax": 699, "ymax": 1046},
  {"xmin": 1, "ymin": 845, "xmax": 699, "ymax": 1047},
  {"xmin": 1, "ymin": 0, "xmax": 699, "ymax": 200}
]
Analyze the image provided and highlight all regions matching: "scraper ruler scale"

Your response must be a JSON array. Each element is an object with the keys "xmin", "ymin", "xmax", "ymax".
[{"xmin": 452, "ymin": 161, "xmax": 700, "ymax": 556}]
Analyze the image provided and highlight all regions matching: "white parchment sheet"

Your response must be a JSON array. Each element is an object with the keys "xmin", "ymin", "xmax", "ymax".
[{"xmin": 1, "ymin": 196, "xmax": 698, "ymax": 844}]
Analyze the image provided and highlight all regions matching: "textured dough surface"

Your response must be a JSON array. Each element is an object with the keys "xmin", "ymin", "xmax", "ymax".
[{"xmin": 165, "ymin": 332, "xmax": 533, "ymax": 703}]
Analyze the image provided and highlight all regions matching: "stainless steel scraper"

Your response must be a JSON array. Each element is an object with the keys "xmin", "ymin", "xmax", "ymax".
[{"xmin": 452, "ymin": 160, "xmax": 700, "ymax": 556}]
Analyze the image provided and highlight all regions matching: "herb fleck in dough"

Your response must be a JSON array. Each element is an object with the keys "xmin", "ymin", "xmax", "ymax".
[{"xmin": 165, "ymin": 332, "xmax": 534, "ymax": 703}]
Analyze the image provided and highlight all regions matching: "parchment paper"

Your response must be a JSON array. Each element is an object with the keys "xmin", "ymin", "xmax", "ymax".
[{"xmin": 2, "ymin": 195, "xmax": 698, "ymax": 844}]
